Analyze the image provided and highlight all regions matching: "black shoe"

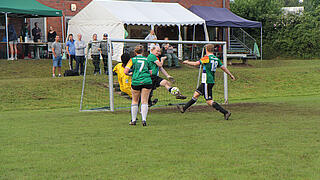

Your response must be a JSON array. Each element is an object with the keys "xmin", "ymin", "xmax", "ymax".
[
  {"xmin": 177, "ymin": 105, "xmax": 185, "ymax": 113},
  {"xmin": 176, "ymin": 94, "xmax": 187, "ymax": 99},
  {"xmin": 149, "ymin": 98, "xmax": 158, "ymax": 107},
  {"xmin": 129, "ymin": 121, "xmax": 136, "ymax": 125},
  {"xmin": 142, "ymin": 121, "xmax": 147, "ymax": 126},
  {"xmin": 224, "ymin": 112, "xmax": 231, "ymax": 120}
]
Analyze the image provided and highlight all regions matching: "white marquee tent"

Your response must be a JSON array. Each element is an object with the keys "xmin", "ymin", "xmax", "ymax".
[{"xmin": 67, "ymin": 0, "xmax": 208, "ymax": 60}]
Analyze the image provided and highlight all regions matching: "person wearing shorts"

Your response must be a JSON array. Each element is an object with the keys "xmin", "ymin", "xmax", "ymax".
[
  {"xmin": 124, "ymin": 45, "xmax": 152, "ymax": 126},
  {"xmin": 8, "ymin": 19, "xmax": 18, "ymax": 60},
  {"xmin": 52, "ymin": 36, "xmax": 63, "ymax": 77},
  {"xmin": 177, "ymin": 44, "xmax": 236, "ymax": 120}
]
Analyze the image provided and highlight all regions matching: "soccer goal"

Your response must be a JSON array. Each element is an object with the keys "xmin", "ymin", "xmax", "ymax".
[{"xmin": 79, "ymin": 39, "xmax": 228, "ymax": 112}]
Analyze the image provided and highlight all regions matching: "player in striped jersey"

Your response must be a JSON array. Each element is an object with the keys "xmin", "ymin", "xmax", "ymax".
[{"xmin": 177, "ymin": 44, "xmax": 235, "ymax": 120}]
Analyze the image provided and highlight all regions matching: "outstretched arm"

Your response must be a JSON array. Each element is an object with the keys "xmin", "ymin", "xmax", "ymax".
[
  {"xmin": 221, "ymin": 66, "xmax": 235, "ymax": 80},
  {"xmin": 183, "ymin": 60, "xmax": 200, "ymax": 66}
]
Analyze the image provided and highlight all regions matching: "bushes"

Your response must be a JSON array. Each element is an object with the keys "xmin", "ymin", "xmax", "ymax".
[{"xmin": 231, "ymin": 0, "xmax": 320, "ymax": 59}]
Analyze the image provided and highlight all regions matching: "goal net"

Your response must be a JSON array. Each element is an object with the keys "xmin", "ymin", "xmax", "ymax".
[{"xmin": 79, "ymin": 39, "xmax": 228, "ymax": 112}]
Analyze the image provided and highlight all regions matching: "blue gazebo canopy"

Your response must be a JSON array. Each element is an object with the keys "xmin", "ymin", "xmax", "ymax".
[{"xmin": 189, "ymin": 5, "xmax": 262, "ymax": 28}]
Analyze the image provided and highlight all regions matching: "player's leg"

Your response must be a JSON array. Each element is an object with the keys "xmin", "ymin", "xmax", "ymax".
[
  {"xmin": 140, "ymin": 86, "xmax": 152, "ymax": 126},
  {"xmin": 177, "ymin": 85, "xmax": 202, "ymax": 113},
  {"xmin": 130, "ymin": 86, "xmax": 141, "ymax": 125},
  {"xmin": 159, "ymin": 78, "xmax": 186, "ymax": 99},
  {"xmin": 205, "ymin": 83, "xmax": 231, "ymax": 120}
]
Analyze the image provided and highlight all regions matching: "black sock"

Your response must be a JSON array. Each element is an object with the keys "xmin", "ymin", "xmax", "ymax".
[
  {"xmin": 183, "ymin": 97, "xmax": 197, "ymax": 111},
  {"xmin": 168, "ymin": 87, "xmax": 173, "ymax": 93},
  {"xmin": 212, "ymin": 102, "xmax": 228, "ymax": 114}
]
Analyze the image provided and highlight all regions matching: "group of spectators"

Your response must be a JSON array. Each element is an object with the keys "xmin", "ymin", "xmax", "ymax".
[{"xmin": 51, "ymin": 33, "xmax": 111, "ymax": 77}]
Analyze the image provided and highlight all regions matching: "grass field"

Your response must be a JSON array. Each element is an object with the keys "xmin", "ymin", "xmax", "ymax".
[{"xmin": 0, "ymin": 59, "xmax": 320, "ymax": 179}]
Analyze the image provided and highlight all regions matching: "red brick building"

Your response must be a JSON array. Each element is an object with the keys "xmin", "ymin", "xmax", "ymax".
[{"xmin": 35, "ymin": 0, "xmax": 229, "ymax": 40}]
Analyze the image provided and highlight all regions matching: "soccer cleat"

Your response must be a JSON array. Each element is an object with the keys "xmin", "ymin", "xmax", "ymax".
[
  {"xmin": 224, "ymin": 112, "xmax": 231, "ymax": 120},
  {"xmin": 142, "ymin": 121, "xmax": 147, "ymax": 126},
  {"xmin": 52, "ymin": 74, "xmax": 56, "ymax": 78},
  {"xmin": 177, "ymin": 105, "xmax": 185, "ymax": 113},
  {"xmin": 129, "ymin": 121, "xmax": 136, "ymax": 126},
  {"xmin": 149, "ymin": 98, "xmax": 158, "ymax": 107},
  {"xmin": 58, "ymin": 74, "xmax": 62, "ymax": 77},
  {"xmin": 175, "ymin": 93, "xmax": 187, "ymax": 99}
]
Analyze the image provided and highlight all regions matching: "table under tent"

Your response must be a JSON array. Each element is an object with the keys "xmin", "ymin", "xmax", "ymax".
[
  {"xmin": 189, "ymin": 5, "xmax": 262, "ymax": 62},
  {"xmin": 0, "ymin": 0, "xmax": 63, "ymax": 60},
  {"xmin": 67, "ymin": 0, "xmax": 209, "ymax": 61}
]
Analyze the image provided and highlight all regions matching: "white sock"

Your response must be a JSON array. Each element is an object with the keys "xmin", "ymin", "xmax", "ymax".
[
  {"xmin": 141, "ymin": 104, "xmax": 149, "ymax": 121},
  {"xmin": 131, "ymin": 104, "xmax": 138, "ymax": 122}
]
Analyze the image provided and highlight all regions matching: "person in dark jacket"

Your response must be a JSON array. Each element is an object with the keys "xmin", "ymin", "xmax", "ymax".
[{"xmin": 8, "ymin": 18, "xmax": 18, "ymax": 60}]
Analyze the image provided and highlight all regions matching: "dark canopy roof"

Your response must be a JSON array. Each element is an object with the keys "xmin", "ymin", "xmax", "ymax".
[
  {"xmin": 189, "ymin": 5, "xmax": 261, "ymax": 28},
  {"xmin": 0, "ymin": 0, "xmax": 62, "ymax": 17}
]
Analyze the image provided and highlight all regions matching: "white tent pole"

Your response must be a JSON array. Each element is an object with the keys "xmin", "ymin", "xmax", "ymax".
[
  {"xmin": 223, "ymin": 43, "xmax": 228, "ymax": 104},
  {"xmin": 5, "ymin": 13, "xmax": 9, "ymax": 60},
  {"xmin": 178, "ymin": 25, "xmax": 182, "ymax": 59},
  {"xmin": 191, "ymin": 24, "xmax": 196, "ymax": 60},
  {"xmin": 260, "ymin": 26, "xmax": 263, "ymax": 60},
  {"xmin": 203, "ymin": 23, "xmax": 209, "ymax": 41}
]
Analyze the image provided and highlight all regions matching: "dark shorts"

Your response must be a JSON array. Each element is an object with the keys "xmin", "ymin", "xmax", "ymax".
[
  {"xmin": 131, "ymin": 84, "xmax": 153, "ymax": 91},
  {"xmin": 196, "ymin": 83, "xmax": 214, "ymax": 100},
  {"xmin": 151, "ymin": 75, "xmax": 164, "ymax": 90}
]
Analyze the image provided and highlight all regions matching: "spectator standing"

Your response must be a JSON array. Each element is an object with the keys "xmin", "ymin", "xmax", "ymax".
[
  {"xmin": 88, "ymin": 34, "xmax": 101, "ymax": 75},
  {"xmin": 47, "ymin": 26, "xmax": 56, "ymax": 43},
  {"xmin": 51, "ymin": 36, "xmax": 63, "ymax": 77},
  {"xmin": 32, "ymin": 22, "xmax": 41, "ymax": 42},
  {"xmin": 66, "ymin": 34, "xmax": 76, "ymax": 70},
  {"xmin": 144, "ymin": 29, "xmax": 157, "ymax": 52},
  {"xmin": 162, "ymin": 37, "xmax": 180, "ymax": 68},
  {"xmin": 100, "ymin": 33, "xmax": 111, "ymax": 74},
  {"xmin": 21, "ymin": 22, "xmax": 30, "ymax": 59},
  {"xmin": 47, "ymin": 26, "xmax": 56, "ymax": 58},
  {"xmin": 75, "ymin": 34, "xmax": 86, "ymax": 75},
  {"xmin": 7, "ymin": 18, "xmax": 18, "ymax": 60}
]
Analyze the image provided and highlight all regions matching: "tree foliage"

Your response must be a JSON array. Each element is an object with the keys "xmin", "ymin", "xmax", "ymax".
[{"xmin": 231, "ymin": 0, "xmax": 320, "ymax": 59}]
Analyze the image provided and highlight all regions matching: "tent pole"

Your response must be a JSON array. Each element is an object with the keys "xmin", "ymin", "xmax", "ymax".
[
  {"xmin": 260, "ymin": 26, "xmax": 262, "ymax": 60},
  {"xmin": 203, "ymin": 23, "xmax": 209, "ymax": 41},
  {"xmin": 178, "ymin": 25, "xmax": 182, "ymax": 59},
  {"xmin": 61, "ymin": 16, "xmax": 65, "ymax": 44},
  {"xmin": 191, "ymin": 24, "xmax": 195, "ymax": 60},
  {"xmin": 5, "ymin": 13, "xmax": 9, "ymax": 60}
]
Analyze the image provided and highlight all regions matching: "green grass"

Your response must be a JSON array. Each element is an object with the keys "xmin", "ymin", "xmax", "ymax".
[{"xmin": 0, "ymin": 59, "xmax": 320, "ymax": 179}]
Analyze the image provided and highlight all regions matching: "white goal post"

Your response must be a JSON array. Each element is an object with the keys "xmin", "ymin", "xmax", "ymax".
[{"xmin": 80, "ymin": 39, "xmax": 228, "ymax": 112}]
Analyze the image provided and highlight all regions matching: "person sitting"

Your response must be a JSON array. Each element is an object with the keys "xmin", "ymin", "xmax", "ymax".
[
  {"xmin": 162, "ymin": 37, "xmax": 180, "ymax": 68},
  {"xmin": 113, "ymin": 53, "xmax": 132, "ymax": 98}
]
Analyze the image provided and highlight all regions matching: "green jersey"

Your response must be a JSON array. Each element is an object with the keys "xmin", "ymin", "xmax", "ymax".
[
  {"xmin": 199, "ymin": 54, "xmax": 223, "ymax": 84},
  {"xmin": 125, "ymin": 55, "xmax": 152, "ymax": 86},
  {"xmin": 147, "ymin": 53, "xmax": 160, "ymax": 76}
]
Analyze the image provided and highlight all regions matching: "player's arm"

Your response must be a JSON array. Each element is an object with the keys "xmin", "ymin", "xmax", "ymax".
[
  {"xmin": 124, "ymin": 59, "xmax": 133, "ymax": 76},
  {"xmin": 221, "ymin": 66, "xmax": 235, "ymax": 80},
  {"xmin": 155, "ymin": 56, "xmax": 166, "ymax": 67},
  {"xmin": 159, "ymin": 67, "xmax": 175, "ymax": 82},
  {"xmin": 183, "ymin": 60, "xmax": 200, "ymax": 66}
]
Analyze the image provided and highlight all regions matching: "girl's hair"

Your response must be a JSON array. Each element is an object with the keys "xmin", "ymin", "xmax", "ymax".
[{"xmin": 121, "ymin": 53, "xmax": 131, "ymax": 68}]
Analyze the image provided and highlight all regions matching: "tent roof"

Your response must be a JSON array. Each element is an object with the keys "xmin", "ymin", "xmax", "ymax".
[
  {"xmin": 0, "ymin": 0, "xmax": 62, "ymax": 17},
  {"xmin": 91, "ymin": 0, "xmax": 205, "ymax": 26},
  {"xmin": 189, "ymin": 5, "xmax": 261, "ymax": 28}
]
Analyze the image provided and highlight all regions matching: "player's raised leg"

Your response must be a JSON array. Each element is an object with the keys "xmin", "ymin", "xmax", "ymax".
[{"xmin": 206, "ymin": 100, "xmax": 231, "ymax": 120}]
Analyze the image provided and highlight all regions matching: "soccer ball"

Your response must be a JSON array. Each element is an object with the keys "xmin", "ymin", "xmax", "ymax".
[{"xmin": 170, "ymin": 87, "xmax": 180, "ymax": 95}]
